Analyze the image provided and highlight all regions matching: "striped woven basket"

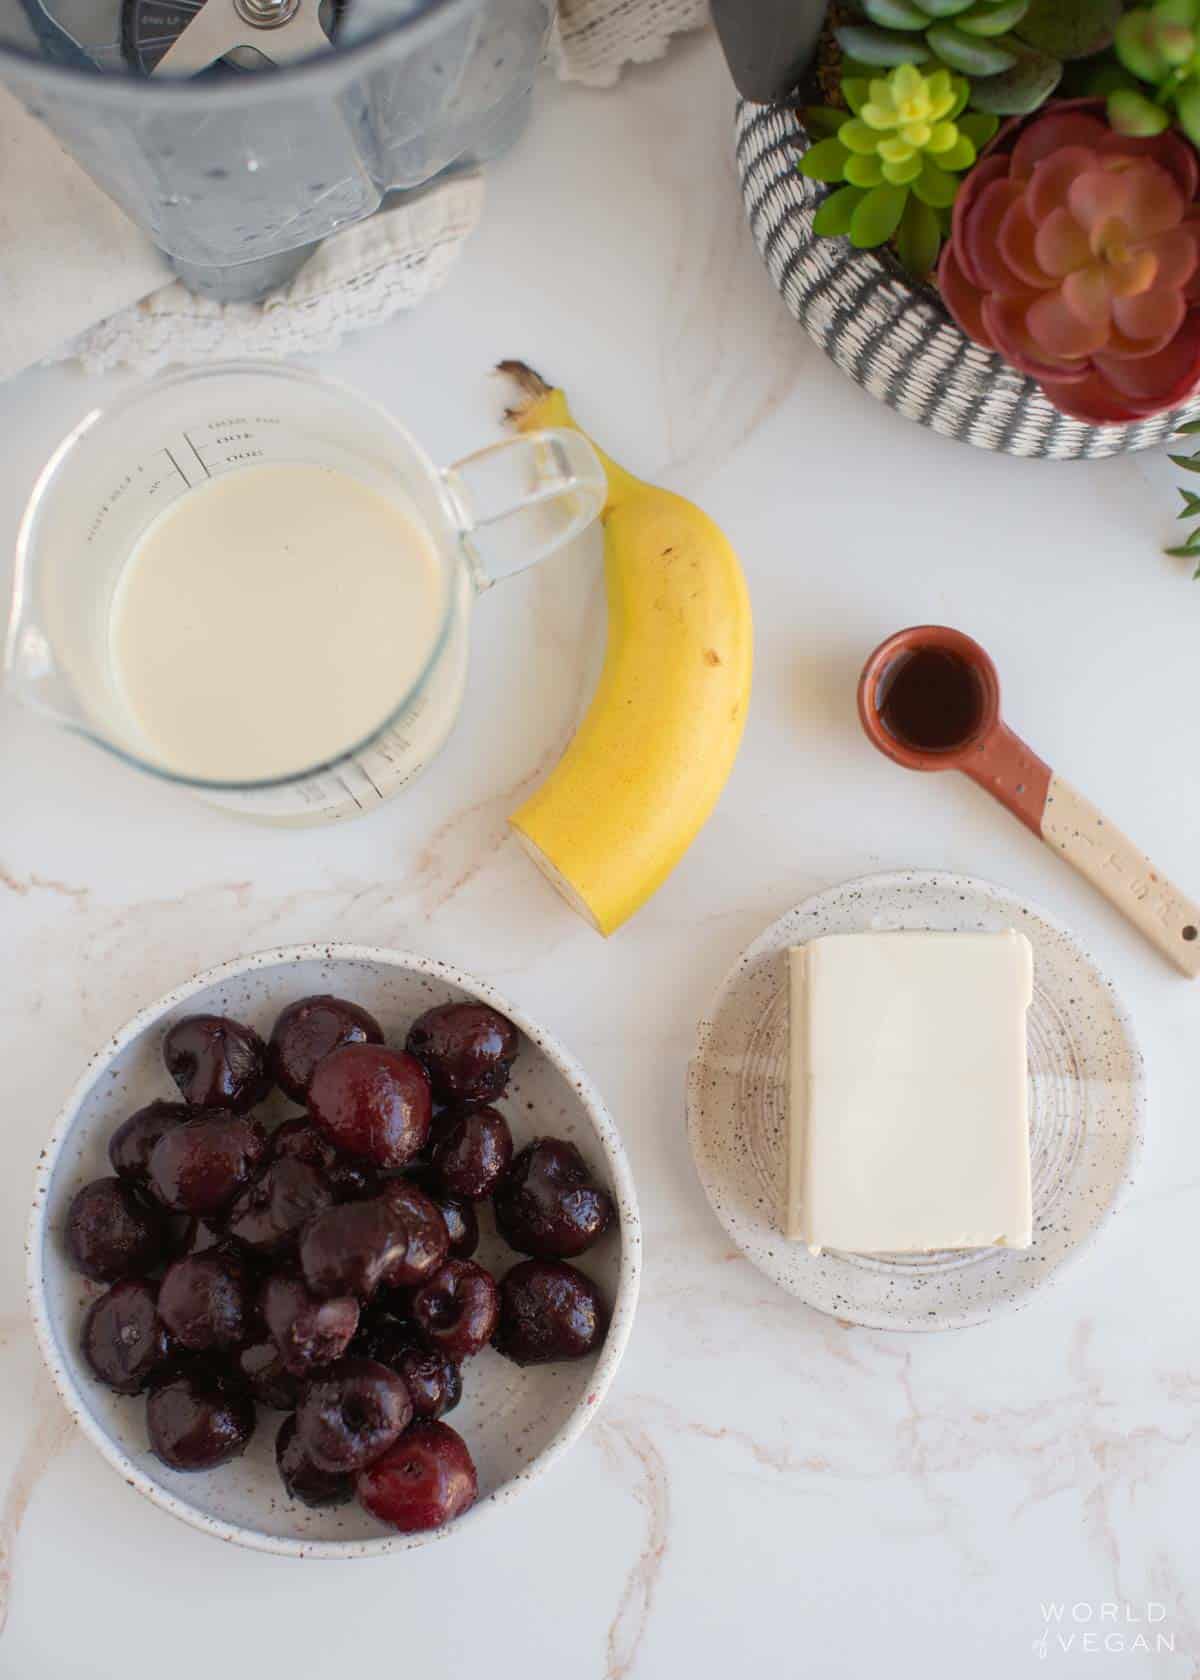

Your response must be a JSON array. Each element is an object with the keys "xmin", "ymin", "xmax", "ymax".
[{"xmin": 735, "ymin": 98, "xmax": 1200, "ymax": 460}]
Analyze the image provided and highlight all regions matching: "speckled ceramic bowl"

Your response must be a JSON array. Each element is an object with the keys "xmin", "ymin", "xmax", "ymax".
[{"xmin": 28, "ymin": 945, "xmax": 640, "ymax": 1557}]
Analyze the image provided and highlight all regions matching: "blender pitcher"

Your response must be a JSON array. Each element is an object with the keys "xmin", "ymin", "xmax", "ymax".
[
  {"xmin": 0, "ymin": 0, "xmax": 554, "ymax": 299},
  {"xmin": 4, "ymin": 362, "xmax": 606, "ymax": 824}
]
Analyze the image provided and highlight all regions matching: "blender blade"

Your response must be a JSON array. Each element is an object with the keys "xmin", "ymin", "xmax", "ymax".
[{"xmin": 151, "ymin": 0, "xmax": 331, "ymax": 73}]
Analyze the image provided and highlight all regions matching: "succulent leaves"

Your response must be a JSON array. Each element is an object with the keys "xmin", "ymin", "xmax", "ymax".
[
  {"xmin": 841, "ymin": 0, "xmax": 1123, "ymax": 116},
  {"xmin": 1165, "ymin": 417, "xmax": 1200, "ymax": 574},
  {"xmin": 797, "ymin": 7, "xmax": 1200, "ymax": 434},
  {"xmin": 1108, "ymin": 0, "xmax": 1200, "ymax": 146},
  {"xmin": 937, "ymin": 104, "xmax": 1200, "ymax": 423},
  {"xmin": 1018, "ymin": 0, "xmax": 1122, "ymax": 59},
  {"xmin": 801, "ymin": 65, "xmax": 996, "ymax": 272}
]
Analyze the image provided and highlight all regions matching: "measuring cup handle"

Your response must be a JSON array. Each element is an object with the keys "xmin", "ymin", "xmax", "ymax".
[
  {"xmin": 441, "ymin": 431, "xmax": 606, "ymax": 591},
  {"xmin": 961, "ymin": 723, "xmax": 1052, "ymax": 837}
]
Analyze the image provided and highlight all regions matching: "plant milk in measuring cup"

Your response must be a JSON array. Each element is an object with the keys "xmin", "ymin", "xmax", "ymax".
[{"xmin": 6, "ymin": 364, "xmax": 604, "ymax": 823}]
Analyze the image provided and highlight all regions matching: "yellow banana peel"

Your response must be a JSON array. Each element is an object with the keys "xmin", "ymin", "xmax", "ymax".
[{"xmin": 499, "ymin": 361, "xmax": 753, "ymax": 937}]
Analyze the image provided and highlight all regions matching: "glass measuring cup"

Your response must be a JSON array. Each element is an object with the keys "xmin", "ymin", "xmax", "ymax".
[{"xmin": 5, "ymin": 362, "xmax": 605, "ymax": 824}]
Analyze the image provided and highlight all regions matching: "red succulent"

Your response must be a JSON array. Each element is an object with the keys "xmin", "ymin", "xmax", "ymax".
[{"xmin": 938, "ymin": 102, "xmax": 1200, "ymax": 424}]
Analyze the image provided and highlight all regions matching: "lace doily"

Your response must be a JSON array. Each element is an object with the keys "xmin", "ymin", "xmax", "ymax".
[
  {"xmin": 56, "ymin": 174, "xmax": 486, "ymax": 376},
  {"xmin": 555, "ymin": 0, "xmax": 708, "ymax": 87}
]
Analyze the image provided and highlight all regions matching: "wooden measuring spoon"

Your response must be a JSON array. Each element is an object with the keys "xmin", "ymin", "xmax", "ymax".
[{"xmin": 858, "ymin": 625, "xmax": 1200, "ymax": 977}]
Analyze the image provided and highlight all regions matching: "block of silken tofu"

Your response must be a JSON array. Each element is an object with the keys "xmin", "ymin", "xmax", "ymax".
[{"xmin": 786, "ymin": 931, "xmax": 1034, "ymax": 1254}]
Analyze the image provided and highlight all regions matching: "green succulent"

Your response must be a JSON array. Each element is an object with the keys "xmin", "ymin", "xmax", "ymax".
[
  {"xmin": 1108, "ymin": 0, "xmax": 1200, "ymax": 145},
  {"xmin": 799, "ymin": 64, "xmax": 998, "ymax": 276},
  {"xmin": 836, "ymin": 0, "xmax": 1121, "ymax": 115},
  {"xmin": 863, "ymin": 0, "xmax": 1025, "ymax": 29}
]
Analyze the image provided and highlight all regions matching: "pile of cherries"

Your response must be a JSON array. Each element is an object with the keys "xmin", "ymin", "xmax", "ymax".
[{"xmin": 64, "ymin": 994, "xmax": 614, "ymax": 1534}]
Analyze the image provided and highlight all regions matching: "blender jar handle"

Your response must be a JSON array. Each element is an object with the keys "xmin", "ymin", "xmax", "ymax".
[{"xmin": 441, "ymin": 430, "xmax": 606, "ymax": 590}]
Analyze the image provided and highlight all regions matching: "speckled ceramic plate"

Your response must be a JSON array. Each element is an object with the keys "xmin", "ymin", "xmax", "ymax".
[
  {"xmin": 687, "ymin": 873, "xmax": 1144, "ymax": 1332},
  {"xmin": 29, "ymin": 945, "xmax": 641, "ymax": 1557}
]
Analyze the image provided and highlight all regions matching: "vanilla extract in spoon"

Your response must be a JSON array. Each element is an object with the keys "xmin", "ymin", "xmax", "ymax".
[{"xmin": 877, "ymin": 645, "xmax": 986, "ymax": 753}]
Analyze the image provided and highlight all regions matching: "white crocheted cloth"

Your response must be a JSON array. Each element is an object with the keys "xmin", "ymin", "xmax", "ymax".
[
  {"xmin": 12, "ymin": 2, "xmax": 710, "ymax": 377},
  {"xmin": 56, "ymin": 174, "xmax": 487, "ymax": 376},
  {"xmin": 555, "ymin": 0, "xmax": 708, "ymax": 87}
]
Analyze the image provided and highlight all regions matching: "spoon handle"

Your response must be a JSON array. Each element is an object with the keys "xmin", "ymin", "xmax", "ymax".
[
  {"xmin": 963, "ymin": 729, "xmax": 1200, "ymax": 974},
  {"xmin": 1039, "ymin": 776, "xmax": 1200, "ymax": 978},
  {"xmin": 963, "ymin": 722, "xmax": 1051, "ymax": 837}
]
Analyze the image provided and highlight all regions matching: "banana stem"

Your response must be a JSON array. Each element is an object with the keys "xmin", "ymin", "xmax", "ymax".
[{"xmin": 496, "ymin": 359, "xmax": 641, "ymax": 513}]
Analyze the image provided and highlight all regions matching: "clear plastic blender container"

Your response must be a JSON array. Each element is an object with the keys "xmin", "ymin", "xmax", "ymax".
[{"xmin": 0, "ymin": 0, "xmax": 553, "ymax": 297}]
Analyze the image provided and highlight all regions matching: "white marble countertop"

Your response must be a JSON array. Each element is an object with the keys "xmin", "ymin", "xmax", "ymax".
[{"xmin": 1, "ymin": 30, "xmax": 1198, "ymax": 1680}]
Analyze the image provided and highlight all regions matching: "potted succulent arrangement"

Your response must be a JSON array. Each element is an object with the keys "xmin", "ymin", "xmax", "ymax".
[{"xmin": 731, "ymin": 0, "xmax": 1200, "ymax": 459}]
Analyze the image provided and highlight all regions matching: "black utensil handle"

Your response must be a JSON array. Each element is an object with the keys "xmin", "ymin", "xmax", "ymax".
[{"xmin": 711, "ymin": 0, "xmax": 828, "ymax": 105}]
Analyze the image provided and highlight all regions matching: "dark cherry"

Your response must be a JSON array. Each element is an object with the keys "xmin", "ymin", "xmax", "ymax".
[
  {"xmin": 261, "ymin": 1272, "xmax": 359, "ymax": 1376},
  {"xmin": 146, "ymin": 1362, "xmax": 255, "ymax": 1471},
  {"xmin": 492, "ymin": 1138, "xmax": 615, "ymax": 1260},
  {"xmin": 276, "ymin": 1413, "xmax": 353, "ymax": 1508},
  {"xmin": 80, "ymin": 1278, "xmax": 172, "ymax": 1394},
  {"xmin": 404, "ymin": 1168, "xmax": 479, "ymax": 1259},
  {"xmin": 237, "ymin": 1340, "xmax": 301, "ymax": 1411},
  {"xmin": 377, "ymin": 1181, "xmax": 449, "ymax": 1288},
  {"xmin": 267, "ymin": 1116, "xmax": 378, "ymax": 1202},
  {"xmin": 356, "ymin": 1421, "xmax": 478, "ymax": 1534},
  {"xmin": 222, "ymin": 1157, "xmax": 332, "ymax": 1257},
  {"xmin": 296, "ymin": 1357, "xmax": 412, "ymax": 1474},
  {"xmin": 396, "ymin": 1110, "xmax": 448, "ymax": 1179},
  {"xmin": 409, "ymin": 1259, "xmax": 498, "ymax": 1361},
  {"xmin": 399, "ymin": 1346, "xmax": 461, "ymax": 1423},
  {"xmin": 158, "ymin": 1249, "xmax": 254, "ymax": 1351},
  {"xmin": 299, "ymin": 1198, "xmax": 404, "ymax": 1300},
  {"xmin": 65, "ymin": 1176, "xmax": 166, "ymax": 1282},
  {"xmin": 162, "ymin": 1212, "xmax": 200, "ymax": 1262},
  {"xmin": 108, "ymin": 1101, "xmax": 191, "ymax": 1190},
  {"xmin": 493, "ymin": 1259, "xmax": 609, "ymax": 1366},
  {"xmin": 208, "ymin": 1233, "xmax": 266, "ymax": 1277},
  {"xmin": 268, "ymin": 995, "xmax": 384, "ymax": 1104},
  {"xmin": 163, "ymin": 1013, "xmax": 271, "ymax": 1113},
  {"xmin": 146, "ymin": 1110, "xmax": 267, "ymax": 1218},
  {"xmin": 309, "ymin": 1044, "xmax": 432, "ymax": 1170},
  {"xmin": 431, "ymin": 1106, "xmax": 513, "ymax": 1202},
  {"xmin": 356, "ymin": 1318, "xmax": 461, "ymax": 1421},
  {"xmin": 427, "ymin": 1104, "xmax": 461, "ymax": 1153},
  {"xmin": 406, "ymin": 1002, "xmax": 519, "ymax": 1107}
]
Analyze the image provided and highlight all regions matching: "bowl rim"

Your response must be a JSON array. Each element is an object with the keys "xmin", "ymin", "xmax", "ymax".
[{"xmin": 26, "ymin": 942, "xmax": 642, "ymax": 1559}]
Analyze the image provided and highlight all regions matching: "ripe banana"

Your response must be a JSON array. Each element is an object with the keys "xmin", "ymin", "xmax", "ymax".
[{"xmin": 499, "ymin": 361, "xmax": 753, "ymax": 936}]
